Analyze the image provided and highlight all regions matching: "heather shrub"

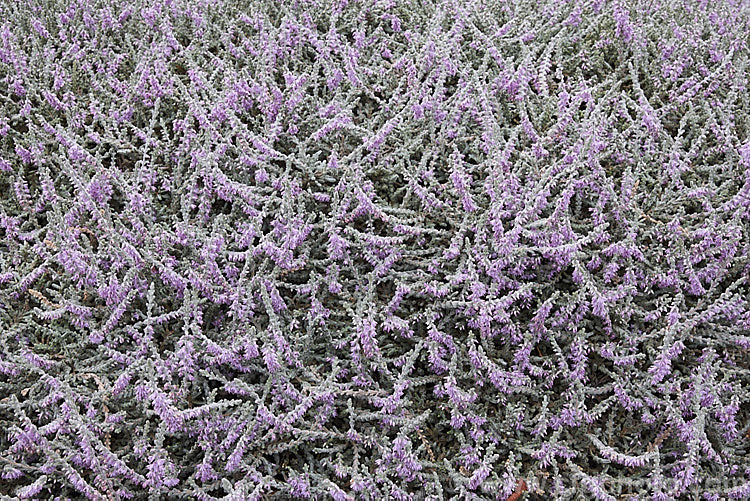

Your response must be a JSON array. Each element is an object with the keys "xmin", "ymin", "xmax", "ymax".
[{"xmin": 1, "ymin": 0, "xmax": 750, "ymax": 499}]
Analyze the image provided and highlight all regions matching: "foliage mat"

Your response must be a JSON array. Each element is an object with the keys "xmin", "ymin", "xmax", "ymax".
[{"xmin": 1, "ymin": 0, "xmax": 750, "ymax": 499}]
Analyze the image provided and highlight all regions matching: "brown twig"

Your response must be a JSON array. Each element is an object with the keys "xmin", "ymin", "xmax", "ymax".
[
  {"xmin": 28, "ymin": 288, "xmax": 61, "ymax": 309},
  {"xmin": 647, "ymin": 426, "xmax": 671, "ymax": 453},
  {"xmin": 507, "ymin": 479, "xmax": 528, "ymax": 501},
  {"xmin": 415, "ymin": 426, "xmax": 436, "ymax": 463}
]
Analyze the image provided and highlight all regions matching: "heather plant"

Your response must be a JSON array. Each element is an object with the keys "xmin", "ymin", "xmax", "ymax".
[{"xmin": 1, "ymin": 0, "xmax": 750, "ymax": 499}]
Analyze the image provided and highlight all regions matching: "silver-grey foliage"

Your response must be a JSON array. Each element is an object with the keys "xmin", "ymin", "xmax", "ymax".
[{"xmin": 1, "ymin": 0, "xmax": 750, "ymax": 499}]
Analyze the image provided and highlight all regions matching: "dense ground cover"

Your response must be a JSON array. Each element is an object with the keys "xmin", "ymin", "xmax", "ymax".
[{"xmin": 1, "ymin": 0, "xmax": 750, "ymax": 499}]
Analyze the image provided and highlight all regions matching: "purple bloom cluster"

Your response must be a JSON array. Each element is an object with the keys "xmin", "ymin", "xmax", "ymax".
[{"xmin": 1, "ymin": 0, "xmax": 750, "ymax": 499}]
